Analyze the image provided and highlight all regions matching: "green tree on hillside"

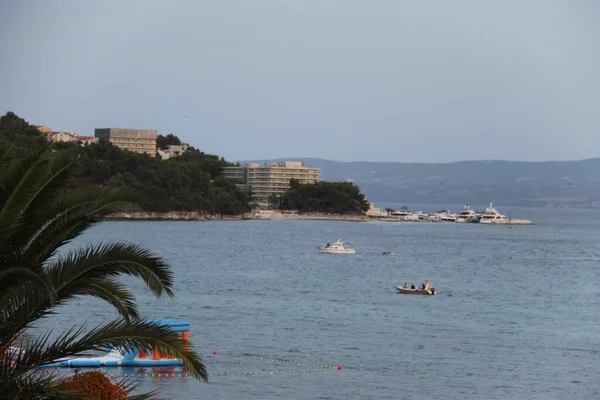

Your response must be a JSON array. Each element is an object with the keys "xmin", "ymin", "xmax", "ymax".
[
  {"xmin": 279, "ymin": 179, "xmax": 370, "ymax": 214},
  {"xmin": 0, "ymin": 112, "xmax": 48, "ymax": 152},
  {"xmin": 157, "ymin": 133, "xmax": 182, "ymax": 150}
]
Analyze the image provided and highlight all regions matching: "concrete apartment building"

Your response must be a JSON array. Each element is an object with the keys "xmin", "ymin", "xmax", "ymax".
[
  {"xmin": 222, "ymin": 161, "xmax": 321, "ymax": 208},
  {"xmin": 50, "ymin": 131, "xmax": 98, "ymax": 145},
  {"xmin": 94, "ymin": 128, "xmax": 157, "ymax": 155},
  {"xmin": 33, "ymin": 125, "xmax": 53, "ymax": 140},
  {"xmin": 31, "ymin": 124, "xmax": 98, "ymax": 145}
]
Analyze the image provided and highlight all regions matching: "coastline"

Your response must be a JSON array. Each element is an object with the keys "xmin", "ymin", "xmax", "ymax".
[
  {"xmin": 105, "ymin": 211, "xmax": 533, "ymax": 224},
  {"xmin": 105, "ymin": 212, "xmax": 231, "ymax": 221},
  {"xmin": 105, "ymin": 211, "xmax": 369, "ymax": 222}
]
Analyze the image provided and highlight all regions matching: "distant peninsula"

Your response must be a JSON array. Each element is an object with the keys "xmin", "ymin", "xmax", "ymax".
[{"xmin": 240, "ymin": 158, "xmax": 600, "ymax": 208}]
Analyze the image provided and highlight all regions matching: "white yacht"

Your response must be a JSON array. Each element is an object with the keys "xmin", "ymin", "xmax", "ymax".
[
  {"xmin": 425, "ymin": 214, "xmax": 441, "ymax": 222},
  {"xmin": 455, "ymin": 202, "xmax": 478, "ymax": 223},
  {"xmin": 433, "ymin": 210, "xmax": 456, "ymax": 222},
  {"xmin": 413, "ymin": 211, "xmax": 428, "ymax": 220},
  {"xmin": 479, "ymin": 202, "xmax": 506, "ymax": 224},
  {"xmin": 391, "ymin": 207, "xmax": 420, "ymax": 221},
  {"xmin": 319, "ymin": 239, "xmax": 356, "ymax": 254}
]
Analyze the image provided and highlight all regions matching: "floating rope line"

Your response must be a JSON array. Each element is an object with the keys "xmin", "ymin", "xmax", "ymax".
[
  {"xmin": 36, "ymin": 351, "xmax": 342, "ymax": 379},
  {"xmin": 209, "ymin": 366, "xmax": 338, "ymax": 377},
  {"xmin": 101, "ymin": 366, "xmax": 339, "ymax": 379},
  {"xmin": 108, "ymin": 373, "xmax": 190, "ymax": 378},
  {"xmin": 209, "ymin": 351, "xmax": 340, "ymax": 370}
]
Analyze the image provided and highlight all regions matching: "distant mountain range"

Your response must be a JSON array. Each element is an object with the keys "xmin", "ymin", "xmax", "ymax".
[{"xmin": 238, "ymin": 158, "xmax": 600, "ymax": 208}]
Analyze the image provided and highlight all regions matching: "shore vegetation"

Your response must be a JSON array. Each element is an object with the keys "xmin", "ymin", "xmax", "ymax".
[{"xmin": 272, "ymin": 179, "xmax": 370, "ymax": 214}]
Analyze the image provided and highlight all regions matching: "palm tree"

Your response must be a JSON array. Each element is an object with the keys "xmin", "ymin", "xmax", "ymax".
[
  {"xmin": 0, "ymin": 143, "xmax": 207, "ymax": 399},
  {"xmin": 385, "ymin": 208, "xmax": 394, "ymax": 217}
]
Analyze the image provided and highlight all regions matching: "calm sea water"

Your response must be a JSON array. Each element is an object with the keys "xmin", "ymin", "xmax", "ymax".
[{"xmin": 43, "ymin": 206, "xmax": 599, "ymax": 399}]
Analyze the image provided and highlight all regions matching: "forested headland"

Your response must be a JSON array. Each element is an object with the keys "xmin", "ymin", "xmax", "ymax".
[{"xmin": 0, "ymin": 112, "xmax": 251, "ymax": 215}]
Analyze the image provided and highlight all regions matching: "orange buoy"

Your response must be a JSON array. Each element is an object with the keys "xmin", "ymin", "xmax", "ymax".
[
  {"xmin": 212, "ymin": 350, "xmax": 218, "ymax": 355},
  {"xmin": 182, "ymin": 332, "xmax": 190, "ymax": 351},
  {"xmin": 337, "ymin": 364, "xmax": 342, "ymax": 370}
]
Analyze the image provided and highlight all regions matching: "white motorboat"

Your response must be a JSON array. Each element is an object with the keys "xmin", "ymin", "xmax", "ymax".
[
  {"xmin": 455, "ymin": 202, "xmax": 478, "ymax": 223},
  {"xmin": 434, "ymin": 210, "xmax": 456, "ymax": 222},
  {"xmin": 319, "ymin": 239, "xmax": 356, "ymax": 254},
  {"xmin": 414, "ymin": 211, "xmax": 428, "ymax": 220},
  {"xmin": 479, "ymin": 202, "xmax": 506, "ymax": 224},
  {"xmin": 391, "ymin": 207, "xmax": 420, "ymax": 221}
]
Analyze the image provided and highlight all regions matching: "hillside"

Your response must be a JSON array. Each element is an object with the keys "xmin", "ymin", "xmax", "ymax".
[
  {"xmin": 240, "ymin": 158, "xmax": 600, "ymax": 208},
  {"xmin": 0, "ymin": 111, "xmax": 252, "ymax": 215}
]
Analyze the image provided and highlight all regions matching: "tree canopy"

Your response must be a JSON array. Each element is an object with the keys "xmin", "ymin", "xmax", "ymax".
[
  {"xmin": 0, "ymin": 111, "xmax": 48, "ymax": 152},
  {"xmin": 157, "ymin": 133, "xmax": 182, "ymax": 150},
  {"xmin": 0, "ymin": 111, "xmax": 252, "ymax": 215},
  {"xmin": 276, "ymin": 179, "xmax": 370, "ymax": 214}
]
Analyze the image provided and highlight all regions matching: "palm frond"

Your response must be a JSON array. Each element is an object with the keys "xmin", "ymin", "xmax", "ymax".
[
  {"xmin": 14, "ymin": 319, "xmax": 207, "ymax": 381},
  {"xmin": 0, "ymin": 149, "xmax": 81, "ymax": 271},
  {"xmin": 127, "ymin": 391, "xmax": 164, "ymax": 400},
  {"xmin": 0, "ymin": 149, "xmax": 51, "ymax": 242},
  {"xmin": 23, "ymin": 185, "xmax": 143, "ymax": 265},
  {"xmin": 1, "ymin": 276, "xmax": 140, "ymax": 329},
  {"xmin": 47, "ymin": 242, "xmax": 174, "ymax": 299},
  {"xmin": 0, "ymin": 367, "xmax": 159, "ymax": 400},
  {"xmin": 0, "ymin": 145, "xmax": 207, "ymax": 398},
  {"xmin": 0, "ymin": 267, "xmax": 55, "ymax": 302},
  {"xmin": 0, "ymin": 368, "xmax": 84, "ymax": 400},
  {"xmin": 0, "ymin": 147, "xmax": 143, "ymax": 271},
  {"xmin": 0, "ymin": 141, "xmax": 19, "ymax": 191},
  {"xmin": 61, "ymin": 277, "xmax": 139, "ymax": 321},
  {"xmin": 1, "ymin": 242, "xmax": 173, "ymax": 341},
  {"xmin": 0, "ymin": 280, "xmax": 57, "ymax": 349},
  {"xmin": 17, "ymin": 150, "xmax": 84, "ymax": 223}
]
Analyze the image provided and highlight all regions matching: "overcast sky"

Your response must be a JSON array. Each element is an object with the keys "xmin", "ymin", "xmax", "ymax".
[{"xmin": 0, "ymin": 0, "xmax": 598, "ymax": 162}]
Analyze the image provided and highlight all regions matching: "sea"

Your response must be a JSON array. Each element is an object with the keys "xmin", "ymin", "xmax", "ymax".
[{"xmin": 42, "ymin": 204, "xmax": 599, "ymax": 399}]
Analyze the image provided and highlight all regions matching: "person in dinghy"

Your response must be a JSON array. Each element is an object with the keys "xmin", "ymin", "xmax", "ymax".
[{"xmin": 396, "ymin": 280, "xmax": 436, "ymax": 295}]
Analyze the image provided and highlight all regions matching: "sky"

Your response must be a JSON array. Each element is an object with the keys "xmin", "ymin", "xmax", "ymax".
[{"xmin": 0, "ymin": 0, "xmax": 599, "ymax": 163}]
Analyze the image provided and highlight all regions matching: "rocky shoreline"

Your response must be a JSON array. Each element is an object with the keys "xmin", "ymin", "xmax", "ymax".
[
  {"xmin": 105, "ymin": 211, "xmax": 533, "ymax": 224},
  {"xmin": 105, "ymin": 211, "xmax": 368, "ymax": 221},
  {"xmin": 105, "ymin": 212, "xmax": 243, "ymax": 221}
]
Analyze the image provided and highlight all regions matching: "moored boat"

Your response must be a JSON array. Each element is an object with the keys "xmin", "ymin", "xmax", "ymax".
[
  {"xmin": 455, "ymin": 202, "xmax": 478, "ymax": 223},
  {"xmin": 391, "ymin": 207, "xmax": 420, "ymax": 221},
  {"xmin": 434, "ymin": 210, "xmax": 456, "ymax": 222},
  {"xmin": 319, "ymin": 239, "xmax": 356, "ymax": 254},
  {"xmin": 414, "ymin": 211, "xmax": 428, "ymax": 220},
  {"xmin": 479, "ymin": 202, "xmax": 506, "ymax": 224}
]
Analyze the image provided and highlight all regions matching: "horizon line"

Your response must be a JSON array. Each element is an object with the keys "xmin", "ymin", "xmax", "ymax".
[{"xmin": 235, "ymin": 156, "xmax": 600, "ymax": 164}]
